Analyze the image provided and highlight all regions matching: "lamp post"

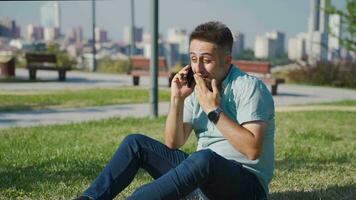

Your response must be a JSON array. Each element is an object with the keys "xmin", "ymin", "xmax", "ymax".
[
  {"xmin": 130, "ymin": 0, "xmax": 136, "ymax": 57},
  {"xmin": 92, "ymin": 0, "xmax": 97, "ymax": 72},
  {"xmin": 150, "ymin": 0, "xmax": 158, "ymax": 117}
]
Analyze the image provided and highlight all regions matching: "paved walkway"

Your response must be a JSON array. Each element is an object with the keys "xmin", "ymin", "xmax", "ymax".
[{"xmin": 1, "ymin": 69, "xmax": 356, "ymax": 129}]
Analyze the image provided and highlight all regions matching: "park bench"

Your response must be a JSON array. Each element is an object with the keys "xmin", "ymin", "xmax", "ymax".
[
  {"xmin": 232, "ymin": 60, "xmax": 285, "ymax": 95},
  {"xmin": 25, "ymin": 53, "xmax": 71, "ymax": 81},
  {"xmin": 128, "ymin": 56, "xmax": 172, "ymax": 86}
]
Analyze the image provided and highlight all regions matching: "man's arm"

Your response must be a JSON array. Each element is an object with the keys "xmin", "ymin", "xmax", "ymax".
[
  {"xmin": 215, "ymin": 115, "xmax": 267, "ymax": 160},
  {"xmin": 164, "ymin": 97, "xmax": 192, "ymax": 149},
  {"xmin": 164, "ymin": 66, "xmax": 194, "ymax": 149}
]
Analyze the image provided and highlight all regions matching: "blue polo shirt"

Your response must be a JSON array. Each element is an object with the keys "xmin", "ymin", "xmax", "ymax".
[{"xmin": 183, "ymin": 64, "xmax": 275, "ymax": 193}]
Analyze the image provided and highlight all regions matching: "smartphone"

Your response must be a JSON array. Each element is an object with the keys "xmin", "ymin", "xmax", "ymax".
[{"xmin": 186, "ymin": 66, "xmax": 195, "ymax": 88}]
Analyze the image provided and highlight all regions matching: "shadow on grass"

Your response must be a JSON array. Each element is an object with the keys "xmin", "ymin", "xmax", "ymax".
[
  {"xmin": 270, "ymin": 184, "xmax": 356, "ymax": 200},
  {"xmin": 0, "ymin": 105, "xmax": 36, "ymax": 112},
  {"xmin": 274, "ymin": 92, "xmax": 311, "ymax": 97},
  {"xmin": 0, "ymin": 158, "xmax": 105, "ymax": 192},
  {"xmin": 0, "ymin": 76, "xmax": 128, "ymax": 84},
  {"xmin": 0, "ymin": 77, "xmax": 59, "ymax": 83},
  {"xmin": 0, "ymin": 104, "xmax": 133, "ymax": 114}
]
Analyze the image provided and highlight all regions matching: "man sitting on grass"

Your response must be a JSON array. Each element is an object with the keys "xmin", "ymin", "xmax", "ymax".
[{"xmin": 74, "ymin": 21, "xmax": 275, "ymax": 200}]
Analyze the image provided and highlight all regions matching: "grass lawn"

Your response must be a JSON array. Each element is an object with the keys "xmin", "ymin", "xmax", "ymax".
[
  {"xmin": 0, "ymin": 111, "xmax": 355, "ymax": 199},
  {"xmin": 0, "ymin": 87, "xmax": 171, "ymax": 112},
  {"xmin": 317, "ymin": 99, "xmax": 356, "ymax": 106}
]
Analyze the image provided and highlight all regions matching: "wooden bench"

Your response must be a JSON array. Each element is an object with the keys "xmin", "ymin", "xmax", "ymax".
[
  {"xmin": 231, "ymin": 60, "xmax": 285, "ymax": 95},
  {"xmin": 129, "ymin": 56, "xmax": 172, "ymax": 86},
  {"xmin": 25, "ymin": 53, "xmax": 71, "ymax": 81}
]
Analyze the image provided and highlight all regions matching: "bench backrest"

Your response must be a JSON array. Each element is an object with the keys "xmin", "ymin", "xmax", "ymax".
[
  {"xmin": 26, "ymin": 53, "xmax": 57, "ymax": 67},
  {"xmin": 231, "ymin": 60, "xmax": 271, "ymax": 74},
  {"xmin": 130, "ymin": 56, "xmax": 167, "ymax": 71}
]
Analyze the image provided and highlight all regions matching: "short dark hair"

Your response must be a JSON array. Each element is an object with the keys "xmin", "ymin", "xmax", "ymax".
[{"xmin": 189, "ymin": 21, "xmax": 233, "ymax": 53}]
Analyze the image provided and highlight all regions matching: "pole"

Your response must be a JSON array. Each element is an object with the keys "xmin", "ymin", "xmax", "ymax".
[
  {"xmin": 92, "ymin": 0, "xmax": 97, "ymax": 72},
  {"xmin": 150, "ymin": 0, "xmax": 158, "ymax": 117},
  {"xmin": 130, "ymin": 0, "xmax": 136, "ymax": 56}
]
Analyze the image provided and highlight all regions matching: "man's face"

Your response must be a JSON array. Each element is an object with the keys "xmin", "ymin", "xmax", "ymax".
[{"xmin": 189, "ymin": 39, "xmax": 231, "ymax": 83}]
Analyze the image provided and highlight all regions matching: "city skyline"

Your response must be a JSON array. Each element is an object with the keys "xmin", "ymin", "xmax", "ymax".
[{"xmin": 0, "ymin": 0, "xmax": 346, "ymax": 48}]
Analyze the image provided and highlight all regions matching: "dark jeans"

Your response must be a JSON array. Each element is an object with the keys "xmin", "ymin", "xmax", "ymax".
[{"xmin": 82, "ymin": 134, "xmax": 266, "ymax": 200}]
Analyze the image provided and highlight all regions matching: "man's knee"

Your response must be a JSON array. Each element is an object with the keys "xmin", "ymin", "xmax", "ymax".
[
  {"xmin": 190, "ymin": 149, "xmax": 216, "ymax": 166},
  {"xmin": 121, "ymin": 133, "xmax": 147, "ymax": 147}
]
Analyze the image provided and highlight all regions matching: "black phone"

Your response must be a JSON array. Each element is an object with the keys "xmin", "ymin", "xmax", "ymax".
[{"xmin": 186, "ymin": 66, "xmax": 195, "ymax": 88}]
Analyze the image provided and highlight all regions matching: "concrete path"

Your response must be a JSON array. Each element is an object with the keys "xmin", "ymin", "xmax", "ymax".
[
  {"xmin": 0, "ymin": 103, "xmax": 170, "ymax": 129},
  {"xmin": 0, "ymin": 69, "xmax": 170, "ymax": 91},
  {"xmin": 1, "ymin": 69, "xmax": 356, "ymax": 129}
]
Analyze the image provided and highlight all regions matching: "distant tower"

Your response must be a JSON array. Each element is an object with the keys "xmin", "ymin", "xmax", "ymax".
[
  {"xmin": 232, "ymin": 32, "xmax": 244, "ymax": 58},
  {"xmin": 41, "ymin": 1, "xmax": 61, "ymax": 31},
  {"xmin": 307, "ymin": 0, "xmax": 330, "ymax": 63},
  {"xmin": 328, "ymin": 14, "xmax": 341, "ymax": 60}
]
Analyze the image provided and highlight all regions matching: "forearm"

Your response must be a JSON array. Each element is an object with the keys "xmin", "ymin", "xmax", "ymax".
[
  {"xmin": 215, "ymin": 113, "xmax": 261, "ymax": 160},
  {"xmin": 164, "ymin": 97, "xmax": 186, "ymax": 149}
]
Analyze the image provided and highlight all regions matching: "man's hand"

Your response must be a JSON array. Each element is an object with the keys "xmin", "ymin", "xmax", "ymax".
[
  {"xmin": 165, "ymin": 65, "xmax": 194, "ymax": 149},
  {"xmin": 194, "ymin": 73, "xmax": 220, "ymax": 114},
  {"xmin": 171, "ymin": 65, "xmax": 195, "ymax": 101}
]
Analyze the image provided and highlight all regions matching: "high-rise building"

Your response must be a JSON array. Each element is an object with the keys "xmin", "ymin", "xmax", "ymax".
[
  {"xmin": 123, "ymin": 26, "xmax": 142, "ymax": 45},
  {"xmin": 143, "ymin": 43, "xmax": 166, "ymax": 59},
  {"xmin": 27, "ymin": 24, "xmax": 44, "ymax": 41},
  {"xmin": 0, "ymin": 18, "xmax": 17, "ymax": 38},
  {"xmin": 164, "ymin": 43, "xmax": 180, "ymax": 67},
  {"xmin": 265, "ymin": 31, "xmax": 285, "ymax": 57},
  {"xmin": 167, "ymin": 28, "xmax": 189, "ymax": 54},
  {"xmin": 41, "ymin": 1, "xmax": 61, "ymax": 31},
  {"xmin": 123, "ymin": 26, "xmax": 143, "ymax": 45},
  {"xmin": 232, "ymin": 32, "xmax": 244, "ymax": 58},
  {"xmin": 66, "ymin": 27, "xmax": 83, "ymax": 43},
  {"xmin": 254, "ymin": 31, "xmax": 285, "ymax": 59},
  {"xmin": 288, "ymin": 33, "xmax": 308, "ymax": 60},
  {"xmin": 255, "ymin": 36, "xmax": 274, "ymax": 59},
  {"xmin": 328, "ymin": 14, "xmax": 341, "ymax": 60},
  {"xmin": 307, "ymin": 0, "xmax": 330, "ymax": 63},
  {"xmin": 44, "ymin": 27, "xmax": 59, "ymax": 41},
  {"xmin": 95, "ymin": 27, "xmax": 108, "ymax": 43}
]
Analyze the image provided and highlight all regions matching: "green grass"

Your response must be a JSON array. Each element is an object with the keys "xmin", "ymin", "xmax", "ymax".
[
  {"xmin": 0, "ymin": 111, "xmax": 355, "ymax": 199},
  {"xmin": 0, "ymin": 87, "xmax": 171, "ymax": 112},
  {"xmin": 317, "ymin": 99, "xmax": 356, "ymax": 106}
]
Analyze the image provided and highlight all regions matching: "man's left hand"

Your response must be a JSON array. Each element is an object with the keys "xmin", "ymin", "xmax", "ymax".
[{"xmin": 194, "ymin": 73, "xmax": 220, "ymax": 114}]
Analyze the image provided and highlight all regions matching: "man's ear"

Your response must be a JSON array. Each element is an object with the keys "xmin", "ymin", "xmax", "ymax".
[{"xmin": 224, "ymin": 54, "xmax": 232, "ymax": 68}]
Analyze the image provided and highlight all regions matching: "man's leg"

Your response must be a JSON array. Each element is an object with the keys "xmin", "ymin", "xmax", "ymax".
[
  {"xmin": 81, "ymin": 134, "xmax": 188, "ymax": 200},
  {"xmin": 127, "ymin": 149, "xmax": 266, "ymax": 200},
  {"xmin": 199, "ymin": 155, "xmax": 267, "ymax": 200}
]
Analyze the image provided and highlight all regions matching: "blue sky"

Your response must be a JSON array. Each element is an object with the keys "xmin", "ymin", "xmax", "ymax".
[{"xmin": 0, "ymin": 0, "xmax": 345, "ymax": 48}]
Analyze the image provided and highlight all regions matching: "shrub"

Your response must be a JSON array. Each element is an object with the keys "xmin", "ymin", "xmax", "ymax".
[
  {"xmin": 46, "ymin": 43, "xmax": 77, "ymax": 68},
  {"xmin": 97, "ymin": 57, "xmax": 130, "ymax": 74},
  {"xmin": 287, "ymin": 61, "xmax": 356, "ymax": 88}
]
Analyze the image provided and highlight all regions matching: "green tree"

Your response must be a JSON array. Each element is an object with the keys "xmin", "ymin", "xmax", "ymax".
[
  {"xmin": 46, "ymin": 43, "xmax": 77, "ymax": 68},
  {"xmin": 325, "ymin": 0, "xmax": 356, "ymax": 51},
  {"xmin": 97, "ymin": 57, "xmax": 130, "ymax": 74}
]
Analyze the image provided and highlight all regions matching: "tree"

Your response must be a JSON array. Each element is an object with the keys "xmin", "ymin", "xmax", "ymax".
[
  {"xmin": 325, "ymin": 0, "xmax": 356, "ymax": 52},
  {"xmin": 46, "ymin": 43, "xmax": 77, "ymax": 68}
]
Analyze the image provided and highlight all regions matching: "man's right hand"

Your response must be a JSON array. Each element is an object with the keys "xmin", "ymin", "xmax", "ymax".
[{"xmin": 170, "ymin": 65, "xmax": 195, "ymax": 101}]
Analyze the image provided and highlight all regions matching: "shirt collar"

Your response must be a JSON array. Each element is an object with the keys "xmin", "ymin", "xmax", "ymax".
[{"xmin": 221, "ymin": 64, "xmax": 235, "ymax": 89}]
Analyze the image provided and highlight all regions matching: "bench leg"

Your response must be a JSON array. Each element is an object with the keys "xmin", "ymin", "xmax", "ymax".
[
  {"xmin": 29, "ymin": 69, "xmax": 36, "ymax": 80},
  {"xmin": 271, "ymin": 84, "xmax": 277, "ymax": 95},
  {"xmin": 133, "ymin": 76, "xmax": 140, "ymax": 86},
  {"xmin": 59, "ymin": 71, "xmax": 66, "ymax": 81}
]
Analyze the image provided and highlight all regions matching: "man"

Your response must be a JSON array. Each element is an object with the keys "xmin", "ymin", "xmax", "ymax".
[{"xmin": 75, "ymin": 21, "xmax": 274, "ymax": 200}]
